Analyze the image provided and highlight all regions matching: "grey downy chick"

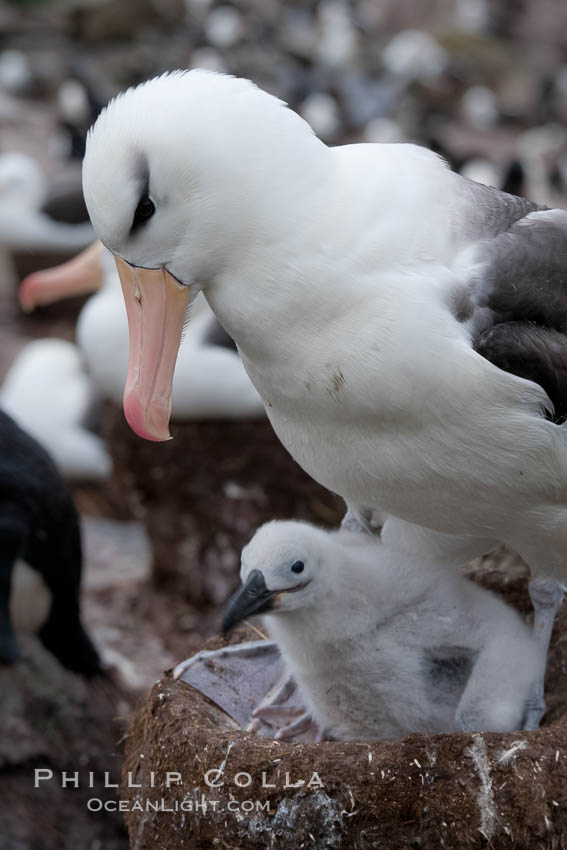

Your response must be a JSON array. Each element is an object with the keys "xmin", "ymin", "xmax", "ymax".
[{"xmin": 223, "ymin": 520, "xmax": 541, "ymax": 742}]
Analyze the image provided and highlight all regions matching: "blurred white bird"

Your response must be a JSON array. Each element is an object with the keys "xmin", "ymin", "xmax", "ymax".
[
  {"xmin": 0, "ymin": 338, "xmax": 111, "ymax": 481},
  {"xmin": 382, "ymin": 29, "xmax": 447, "ymax": 82},
  {"xmin": 459, "ymin": 156, "xmax": 500, "ymax": 188},
  {"xmin": 0, "ymin": 151, "xmax": 92, "ymax": 294},
  {"xmin": 0, "ymin": 152, "xmax": 92, "ymax": 252}
]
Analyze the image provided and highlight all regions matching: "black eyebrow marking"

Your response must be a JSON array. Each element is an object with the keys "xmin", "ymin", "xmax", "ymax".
[
  {"xmin": 134, "ymin": 153, "xmax": 150, "ymax": 197},
  {"xmin": 130, "ymin": 153, "xmax": 153, "ymax": 235}
]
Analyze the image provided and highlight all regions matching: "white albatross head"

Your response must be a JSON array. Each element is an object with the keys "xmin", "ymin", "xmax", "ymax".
[
  {"xmin": 222, "ymin": 520, "xmax": 332, "ymax": 633},
  {"xmin": 82, "ymin": 70, "xmax": 325, "ymax": 441}
]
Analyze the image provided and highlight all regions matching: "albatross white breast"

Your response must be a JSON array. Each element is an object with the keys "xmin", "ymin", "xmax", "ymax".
[{"xmin": 82, "ymin": 71, "xmax": 567, "ymax": 638}]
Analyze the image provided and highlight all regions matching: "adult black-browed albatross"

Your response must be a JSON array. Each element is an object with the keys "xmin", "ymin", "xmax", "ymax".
[{"xmin": 82, "ymin": 71, "xmax": 567, "ymax": 727}]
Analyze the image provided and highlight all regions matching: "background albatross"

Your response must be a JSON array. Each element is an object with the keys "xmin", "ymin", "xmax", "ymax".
[{"xmin": 82, "ymin": 70, "xmax": 567, "ymax": 728}]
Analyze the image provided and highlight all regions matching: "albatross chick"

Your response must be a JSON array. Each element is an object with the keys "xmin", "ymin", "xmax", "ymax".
[{"xmin": 222, "ymin": 521, "xmax": 540, "ymax": 742}]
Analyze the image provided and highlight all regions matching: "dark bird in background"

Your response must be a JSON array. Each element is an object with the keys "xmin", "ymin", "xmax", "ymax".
[{"xmin": 0, "ymin": 408, "xmax": 102, "ymax": 676}]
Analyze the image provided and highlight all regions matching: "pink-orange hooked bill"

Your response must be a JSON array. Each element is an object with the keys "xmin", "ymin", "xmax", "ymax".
[
  {"xmin": 114, "ymin": 257, "xmax": 191, "ymax": 442},
  {"xmin": 19, "ymin": 240, "xmax": 103, "ymax": 312}
]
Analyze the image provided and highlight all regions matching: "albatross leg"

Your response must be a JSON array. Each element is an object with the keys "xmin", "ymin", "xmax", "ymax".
[
  {"xmin": 172, "ymin": 639, "xmax": 278, "ymax": 680},
  {"xmin": 454, "ymin": 631, "xmax": 539, "ymax": 733},
  {"xmin": 523, "ymin": 578, "xmax": 564, "ymax": 730},
  {"xmin": 340, "ymin": 504, "xmax": 375, "ymax": 534}
]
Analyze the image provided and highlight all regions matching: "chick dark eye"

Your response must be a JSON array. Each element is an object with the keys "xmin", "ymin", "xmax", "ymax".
[
  {"xmin": 132, "ymin": 194, "xmax": 155, "ymax": 229},
  {"xmin": 291, "ymin": 560, "xmax": 305, "ymax": 574}
]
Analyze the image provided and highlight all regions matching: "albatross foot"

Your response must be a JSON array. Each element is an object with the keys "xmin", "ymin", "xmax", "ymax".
[
  {"xmin": 246, "ymin": 672, "xmax": 301, "ymax": 733},
  {"xmin": 250, "ymin": 673, "xmax": 297, "ymax": 720},
  {"xmin": 275, "ymin": 710, "xmax": 317, "ymax": 740},
  {"xmin": 253, "ymin": 705, "xmax": 306, "ymax": 722},
  {"xmin": 522, "ymin": 578, "xmax": 565, "ymax": 731}
]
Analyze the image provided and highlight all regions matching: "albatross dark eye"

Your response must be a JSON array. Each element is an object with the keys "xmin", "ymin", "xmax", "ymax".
[
  {"xmin": 291, "ymin": 560, "xmax": 305, "ymax": 574},
  {"xmin": 132, "ymin": 194, "xmax": 155, "ymax": 230}
]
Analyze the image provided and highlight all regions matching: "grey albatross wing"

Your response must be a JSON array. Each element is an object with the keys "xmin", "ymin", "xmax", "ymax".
[{"xmin": 455, "ymin": 180, "xmax": 567, "ymax": 422}]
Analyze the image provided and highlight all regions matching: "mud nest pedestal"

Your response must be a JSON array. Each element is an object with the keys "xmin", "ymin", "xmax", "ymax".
[
  {"xmin": 104, "ymin": 406, "xmax": 343, "ymax": 606},
  {"xmin": 121, "ymin": 564, "xmax": 567, "ymax": 850}
]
